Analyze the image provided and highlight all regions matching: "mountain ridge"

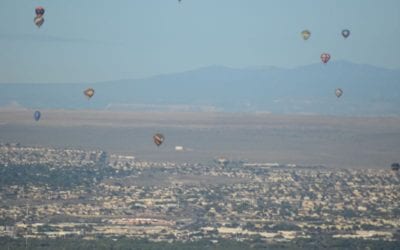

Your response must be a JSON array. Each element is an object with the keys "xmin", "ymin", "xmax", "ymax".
[{"xmin": 0, "ymin": 61, "xmax": 399, "ymax": 116}]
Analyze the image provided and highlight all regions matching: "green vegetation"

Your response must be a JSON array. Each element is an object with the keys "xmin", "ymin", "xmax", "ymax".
[{"xmin": 0, "ymin": 164, "xmax": 133, "ymax": 189}]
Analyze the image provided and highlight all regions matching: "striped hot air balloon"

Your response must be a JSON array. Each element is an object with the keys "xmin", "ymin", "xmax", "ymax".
[
  {"xmin": 34, "ymin": 16, "xmax": 44, "ymax": 28},
  {"xmin": 153, "ymin": 133, "xmax": 165, "ymax": 147}
]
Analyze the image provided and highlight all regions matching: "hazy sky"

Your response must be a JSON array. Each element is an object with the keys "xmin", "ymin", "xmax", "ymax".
[{"xmin": 0, "ymin": 0, "xmax": 399, "ymax": 83}]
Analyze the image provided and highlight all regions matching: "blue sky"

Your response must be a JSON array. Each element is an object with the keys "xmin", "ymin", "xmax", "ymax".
[{"xmin": 0, "ymin": 0, "xmax": 399, "ymax": 83}]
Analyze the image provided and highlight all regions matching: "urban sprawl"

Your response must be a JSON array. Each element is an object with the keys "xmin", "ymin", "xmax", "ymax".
[{"xmin": 0, "ymin": 143, "xmax": 399, "ymax": 244}]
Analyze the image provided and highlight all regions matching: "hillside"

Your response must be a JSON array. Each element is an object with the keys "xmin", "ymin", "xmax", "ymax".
[{"xmin": 1, "ymin": 61, "xmax": 399, "ymax": 115}]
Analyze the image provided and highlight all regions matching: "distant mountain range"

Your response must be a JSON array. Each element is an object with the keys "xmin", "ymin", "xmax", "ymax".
[{"xmin": 1, "ymin": 61, "xmax": 399, "ymax": 116}]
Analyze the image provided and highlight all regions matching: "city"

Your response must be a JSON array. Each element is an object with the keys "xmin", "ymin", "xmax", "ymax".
[{"xmin": 0, "ymin": 143, "xmax": 399, "ymax": 248}]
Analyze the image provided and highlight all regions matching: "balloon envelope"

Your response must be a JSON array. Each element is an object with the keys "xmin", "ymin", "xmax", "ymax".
[
  {"xmin": 342, "ymin": 29, "xmax": 350, "ymax": 38},
  {"xmin": 84, "ymin": 88, "xmax": 95, "ymax": 99},
  {"xmin": 34, "ymin": 111, "xmax": 41, "ymax": 121},
  {"xmin": 34, "ymin": 16, "xmax": 44, "ymax": 28},
  {"xmin": 153, "ymin": 133, "xmax": 165, "ymax": 147},
  {"xmin": 321, "ymin": 53, "xmax": 331, "ymax": 64},
  {"xmin": 335, "ymin": 88, "xmax": 343, "ymax": 98},
  {"xmin": 301, "ymin": 30, "xmax": 311, "ymax": 40},
  {"xmin": 35, "ymin": 7, "xmax": 45, "ymax": 16}
]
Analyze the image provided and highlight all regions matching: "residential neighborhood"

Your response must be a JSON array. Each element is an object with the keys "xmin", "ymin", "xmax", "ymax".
[{"xmin": 0, "ymin": 143, "xmax": 399, "ymax": 244}]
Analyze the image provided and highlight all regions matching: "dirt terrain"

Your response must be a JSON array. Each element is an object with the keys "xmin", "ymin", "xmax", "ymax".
[{"xmin": 1, "ymin": 109, "xmax": 399, "ymax": 169}]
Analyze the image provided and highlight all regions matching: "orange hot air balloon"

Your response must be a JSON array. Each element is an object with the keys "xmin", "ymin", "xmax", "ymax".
[{"xmin": 84, "ymin": 88, "xmax": 95, "ymax": 99}]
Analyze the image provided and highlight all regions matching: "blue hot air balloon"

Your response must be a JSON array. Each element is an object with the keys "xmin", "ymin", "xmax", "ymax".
[{"xmin": 34, "ymin": 111, "xmax": 41, "ymax": 121}]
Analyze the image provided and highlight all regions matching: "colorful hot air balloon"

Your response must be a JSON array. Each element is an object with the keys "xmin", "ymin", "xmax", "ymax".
[
  {"xmin": 321, "ymin": 53, "xmax": 331, "ymax": 64},
  {"xmin": 34, "ymin": 16, "xmax": 44, "ymax": 28},
  {"xmin": 84, "ymin": 88, "xmax": 95, "ymax": 99},
  {"xmin": 34, "ymin": 111, "xmax": 41, "ymax": 121},
  {"xmin": 301, "ymin": 30, "xmax": 311, "ymax": 40},
  {"xmin": 153, "ymin": 133, "xmax": 165, "ymax": 147},
  {"xmin": 335, "ymin": 88, "xmax": 343, "ymax": 98},
  {"xmin": 342, "ymin": 29, "xmax": 350, "ymax": 38},
  {"xmin": 35, "ymin": 7, "xmax": 45, "ymax": 17}
]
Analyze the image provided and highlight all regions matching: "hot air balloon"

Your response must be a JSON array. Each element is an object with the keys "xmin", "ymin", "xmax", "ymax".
[
  {"xmin": 34, "ymin": 16, "xmax": 44, "ymax": 28},
  {"xmin": 335, "ymin": 88, "xmax": 343, "ymax": 98},
  {"xmin": 301, "ymin": 30, "xmax": 311, "ymax": 40},
  {"xmin": 321, "ymin": 53, "xmax": 331, "ymax": 64},
  {"xmin": 153, "ymin": 133, "xmax": 165, "ymax": 147},
  {"xmin": 342, "ymin": 29, "xmax": 350, "ymax": 38},
  {"xmin": 34, "ymin": 111, "xmax": 41, "ymax": 121},
  {"xmin": 84, "ymin": 88, "xmax": 95, "ymax": 99},
  {"xmin": 35, "ymin": 7, "xmax": 45, "ymax": 17}
]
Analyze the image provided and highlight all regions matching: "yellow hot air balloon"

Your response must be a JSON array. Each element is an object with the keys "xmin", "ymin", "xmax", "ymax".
[{"xmin": 301, "ymin": 30, "xmax": 311, "ymax": 40}]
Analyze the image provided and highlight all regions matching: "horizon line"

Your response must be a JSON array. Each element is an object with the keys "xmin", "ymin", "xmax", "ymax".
[{"xmin": 0, "ymin": 60, "xmax": 398, "ymax": 85}]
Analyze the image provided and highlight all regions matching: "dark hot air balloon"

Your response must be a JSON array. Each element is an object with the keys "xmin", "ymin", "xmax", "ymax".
[
  {"xmin": 34, "ymin": 7, "xmax": 45, "ymax": 28},
  {"xmin": 153, "ymin": 133, "xmax": 165, "ymax": 147},
  {"xmin": 35, "ymin": 7, "xmax": 45, "ymax": 17},
  {"xmin": 34, "ymin": 111, "xmax": 41, "ymax": 121},
  {"xmin": 321, "ymin": 53, "xmax": 331, "ymax": 64},
  {"xmin": 84, "ymin": 88, "xmax": 95, "ymax": 99},
  {"xmin": 342, "ymin": 29, "xmax": 350, "ymax": 38}
]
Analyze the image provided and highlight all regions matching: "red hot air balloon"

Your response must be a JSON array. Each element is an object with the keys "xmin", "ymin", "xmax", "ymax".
[
  {"xmin": 35, "ymin": 7, "xmax": 45, "ymax": 17},
  {"xmin": 34, "ymin": 7, "xmax": 45, "ymax": 28},
  {"xmin": 321, "ymin": 53, "xmax": 331, "ymax": 64}
]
